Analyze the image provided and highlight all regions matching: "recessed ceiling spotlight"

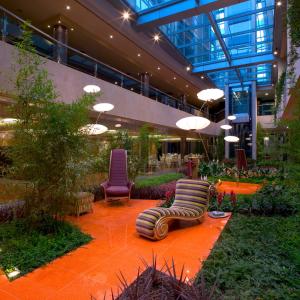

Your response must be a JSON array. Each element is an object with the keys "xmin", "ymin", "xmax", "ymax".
[
  {"xmin": 186, "ymin": 66, "xmax": 191, "ymax": 71},
  {"xmin": 66, "ymin": 5, "xmax": 71, "ymax": 10},
  {"xmin": 122, "ymin": 11, "xmax": 130, "ymax": 20},
  {"xmin": 265, "ymin": 92, "xmax": 269, "ymax": 96},
  {"xmin": 157, "ymin": 66, "xmax": 160, "ymax": 70},
  {"xmin": 277, "ymin": 1, "xmax": 282, "ymax": 6},
  {"xmin": 114, "ymin": 81, "xmax": 118, "ymax": 85},
  {"xmin": 131, "ymin": 88, "xmax": 134, "ymax": 91},
  {"xmin": 153, "ymin": 34, "xmax": 160, "ymax": 42},
  {"xmin": 274, "ymin": 50, "xmax": 278, "ymax": 55},
  {"xmin": 201, "ymin": 75, "xmax": 204, "ymax": 79},
  {"xmin": 109, "ymin": 35, "xmax": 114, "ymax": 39},
  {"xmin": 70, "ymin": 27, "xmax": 74, "ymax": 31},
  {"xmin": 185, "ymin": 84, "xmax": 189, "ymax": 88},
  {"xmin": 58, "ymin": 20, "xmax": 61, "ymax": 24},
  {"xmin": 273, "ymin": 64, "xmax": 277, "ymax": 68},
  {"xmin": 47, "ymin": 25, "xmax": 51, "ymax": 28},
  {"xmin": 173, "ymin": 77, "xmax": 176, "ymax": 80},
  {"xmin": 137, "ymin": 53, "xmax": 141, "ymax": 57}
]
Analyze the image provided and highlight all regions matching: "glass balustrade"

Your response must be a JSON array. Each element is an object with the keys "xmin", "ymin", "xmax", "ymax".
[{"xmin": 0, "ymin": 7, "xmax": 223, "ymax": 121}]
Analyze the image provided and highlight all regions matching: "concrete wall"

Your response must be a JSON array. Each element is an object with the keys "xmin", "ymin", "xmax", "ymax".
[{"xmin": 0, "ymin": 41, "xmax": 218, "ymax": 132}]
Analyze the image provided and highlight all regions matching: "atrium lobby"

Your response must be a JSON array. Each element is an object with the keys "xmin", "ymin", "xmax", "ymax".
[{"xmin": 0, "ymin": 0, "xmax": 299, "ymax": 299}]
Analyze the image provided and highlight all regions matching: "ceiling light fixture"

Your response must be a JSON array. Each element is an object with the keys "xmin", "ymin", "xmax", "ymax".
[
  {"xmin": 115, "ymin": 124, "xmax": 122, "ymax": 128},
  {"xmin": 173, "ymin": 77, "xmax": 176, "ymax": 80},
  {"xmin": 273, "ymin": 64, "xmax": 277, "ymax": 68},
  {"xmin": 93, "ymin": 103, "xmax": 114, "ymax": 112},
  {"xmin": 197, "ymin": 88, "xmax": 224, "ymax": 101},
  {"xmin": 186, "ymin": 66, "xmax": 191, "ymax": 71},
  {"xmin": 176, "ymin": 116, "xmax": 210, "ymax": 130},
  {"xmin": 70, "ymin": 27, "xmax": 74, "ymax": 31},
  {"xmin": 153, "ymin": 34, "xmax": 160, "ymax": 42},
  {"xmin": 224, "ymin": 136, "xmax": 239, "ymax": 142},
  {"xmin": 122, "ymin": 11, "xmax": 130, "ymax": 20},
  {"xmin": 83, "ymin": 84, "xmax": 101, "ymax": 93},
  {"xmin": 265, "ymin": 92, "xmax": 269, "ymax": 96},
  {"xmin": 274, "ymin": 49, "xmax": 278, "ymax": 55},
  {"xmin": 137, "ymin": 53, "xmax": 141, "ymax": 57},
  {"xmin": 58, "ymin": 20, "xmax": 61, "ymax": 24},
  {"xmin": 66, "ymin": 5, "xmax": 71, "ymax": 10},
  {"xmin": 201, "ymin": 76, "xmax": 204, "ymax": 79},
  {"xmin": 157, "ymin": 66, "xmax": 160, "ymax": 70},
  {"xmin": 109, "ymin": 35, "xmax": 113, "ymax": 39},
  {"xmin": 185, "ymin": 84, "xmax": 189, "ymax": 88},
  {"xmin": 228, "ymin": 115, "xmax": 237, "ymax": 120},
  {"xmin": 47, "ymin": 25, "xmax": 50, "ymax": 28},
  {"xmin": 277, "ymin": 1, "xmax": 282, "ymax": 6},
  {"xmin": 220, "ymin": 124, "xmax": 232, "ymax": 130}
]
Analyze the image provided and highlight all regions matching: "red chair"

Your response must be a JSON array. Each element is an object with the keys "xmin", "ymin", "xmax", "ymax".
[{"xmin": 101, "ymin": 149, "xmax": 134, "ymax": 202}]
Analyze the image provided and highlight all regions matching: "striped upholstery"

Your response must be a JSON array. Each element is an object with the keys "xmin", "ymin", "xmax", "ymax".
[{"xmin": 136, "ymin": 179, "xmax": 211, "ymax": 240}]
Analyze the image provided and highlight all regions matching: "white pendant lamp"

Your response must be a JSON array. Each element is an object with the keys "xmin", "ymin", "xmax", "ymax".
[
  {"xmin": 220, "ymin": 124, "xmax": 232, "ymax": 130},
  {"xmin": 0, "ymin": 118, "xmax": 19, "ymax": 125},
  {"xmin": 80, "ymin": 124, "xmax": 108, "ymax": 135},
  {"xmin": 83, "ymin": 85, "xmax": 101, "ymax": 93},
  {"xmin": 227, "ymin": 115, "xmax": 236, "ymax": 120},
  {"xmin": 224, "ymin": 135, "xmax": 239, "ymax": 142},
  {"xmin": 176, "ymin": 116, "xmax": 210, "ymax": 130},
  {"xmin": 93, "ymin": 103, "xmax": 114, "ymax": 112},
  {"xmin": 197, "ymin": 88, "xmax": 224, "ymax": 101}
]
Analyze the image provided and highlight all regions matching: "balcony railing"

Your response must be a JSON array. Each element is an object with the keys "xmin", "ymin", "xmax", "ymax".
[{"xmin": 0, "ymin": 5, "xmax": 208, "ymax": 118}]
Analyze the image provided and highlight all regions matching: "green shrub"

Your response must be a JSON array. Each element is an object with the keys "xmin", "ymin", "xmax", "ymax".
[{"xmin": 0, "ymin": 217, "xmax": 92, "ymax": 280}]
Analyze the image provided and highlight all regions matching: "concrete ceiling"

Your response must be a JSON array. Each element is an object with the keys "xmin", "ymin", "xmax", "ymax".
[{"xmin": 0, "ymin": 0, "xmax": 214, "ymax": 107}]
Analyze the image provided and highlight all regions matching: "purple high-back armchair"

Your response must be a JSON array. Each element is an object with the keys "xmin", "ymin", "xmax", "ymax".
[{"xmin": 101, "ymin": 149, "xmax": 134, "ymax": 202}]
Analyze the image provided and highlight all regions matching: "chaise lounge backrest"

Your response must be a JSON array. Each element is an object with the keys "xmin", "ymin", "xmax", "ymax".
[{"xmin": 172, "ymin": 179, "xmax": 210, "ymax": 212}]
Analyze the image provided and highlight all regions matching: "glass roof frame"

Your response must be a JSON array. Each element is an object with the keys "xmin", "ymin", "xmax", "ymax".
[{"xmin": 125, "ymin": 0, "xmax": 276, "ymax": 88}]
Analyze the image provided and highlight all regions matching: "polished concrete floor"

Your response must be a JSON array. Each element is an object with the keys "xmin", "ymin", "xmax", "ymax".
[{"xmin": 0, "ymin": 199, "xmax": 230, "ymax": 300}]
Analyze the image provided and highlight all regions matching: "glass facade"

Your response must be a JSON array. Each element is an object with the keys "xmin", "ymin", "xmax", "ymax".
[
  {"xmin": 126, "ymin": 0, "xmax": 177, "ymax": 12},
  {"xmin": 126, "ymin": 0, "xmax": 275, "ymax": 88}
]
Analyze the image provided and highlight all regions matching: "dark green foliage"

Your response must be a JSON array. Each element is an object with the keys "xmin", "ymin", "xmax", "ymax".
[
  {"xmin": 106, "ymin": 257, "xmax": 221, "ymax": 300},
  {"xmin": 0, "ymin": 217, "xmax": 92, "ymax": 280},
  {"xmin": 9, "ymin": 23, "xmax": 96, "ymax": 219},
  {"xmin": 135, "ymin": 173, "xmax": 184, "ymax": 188},
  {"xmin": 275, "ymin": 71, "xmax": 286, "ymax": 117},
  {"xmin": 209, "ymin": 183, "xmax": 299, "ymax": 216},
  {"xmin": 199, "ymin": 214, "xmax": 300, "ymax": 299}
]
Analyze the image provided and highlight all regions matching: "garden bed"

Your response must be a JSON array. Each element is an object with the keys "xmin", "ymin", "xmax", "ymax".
[{"xmin": 0, "ymin": 217, "xmax": 92, "ymax": 280}]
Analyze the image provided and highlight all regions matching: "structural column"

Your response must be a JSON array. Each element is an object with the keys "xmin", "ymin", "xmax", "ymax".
[
  {"xmin": 251, "ymin": 81, "xmax": 257, "ymax": 160},
  {"xmin": 140, "ymin": 73, "xmax": 150, "ymax": 97},
  {"xmin": 224, "ymin": 85, "xmax": 230, "ymax": 159},
  {"xmin": 53, "ymin": 24, "xmax": 68, "ymax": 64},
  {"xmin": 180, "ymin": 137, "xmax": 186, "ymax": 158}
]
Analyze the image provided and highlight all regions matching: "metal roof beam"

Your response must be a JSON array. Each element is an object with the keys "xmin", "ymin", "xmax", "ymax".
[
  {"xmin": 136, "ymin": 0, "xmax": 248, "ymax": 27},
  {"xmin": 192, "ymin": 53, "xmax": 276, "ymax": 73}
]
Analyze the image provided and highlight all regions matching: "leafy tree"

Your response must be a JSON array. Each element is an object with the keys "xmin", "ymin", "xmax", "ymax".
[{"xmin": 9, "ymin": 23, "xmax": 96, "ymax": 220}]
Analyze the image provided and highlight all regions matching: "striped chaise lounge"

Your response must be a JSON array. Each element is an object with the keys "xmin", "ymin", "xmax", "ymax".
[{"xmin": 136, "ymin": 179, "xmax": 212, "ymax": 240}]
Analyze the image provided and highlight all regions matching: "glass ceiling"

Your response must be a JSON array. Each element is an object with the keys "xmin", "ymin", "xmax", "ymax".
[
  {"xmin": 126, "ymin": 0, "xmax": 177, "ymax": 12},
  {"xmin": 126, "ymin": 0, "xmax": 275, "ymax": 88}
]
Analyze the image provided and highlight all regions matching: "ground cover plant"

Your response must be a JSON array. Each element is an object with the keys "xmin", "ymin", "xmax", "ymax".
[
  {"xmin": 0, "ymin": 217, "xmax": 92, "ymax": 280},
  {"xmin": 135, "ymin": 172, "xmax": 184, "ymax": 189},
  {"xmin": 199, "ymin": 214, "xmax": 300, "ymax": 299}
]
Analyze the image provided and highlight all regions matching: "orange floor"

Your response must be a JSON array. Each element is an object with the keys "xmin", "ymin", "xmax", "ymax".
[
  {"xmin": 217, "ymin": 181, "xmax": 262, "ymax": 194},
  {"xmin": 0, "ymin": 200, "xmax": 230, "ymax": 300}
]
